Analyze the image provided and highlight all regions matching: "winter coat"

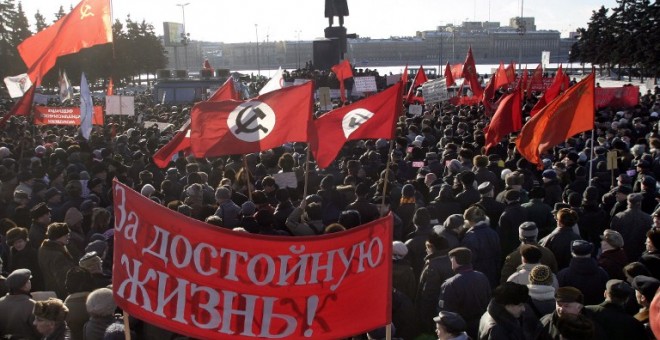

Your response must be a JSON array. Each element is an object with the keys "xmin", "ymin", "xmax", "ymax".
[
  {"xmin": 432, "ymin": 226, "xmax": 461, "ymax": 251},
  {"xmin": 428, "ymin": 199, "xmax": 463, "ymax": 228},
  {"xmin": 462, "ymin": 221, "xmax": 502, "ymax": 287},
  {"xmin": 345, "ymin": 197, "xmax": 380, "ymax": 224},
  {"xmin": 38, "ymin": 240, "xmax": 76, "ymax": 299},
  {"xmin": 501, "ymin": 243, "xmax": 558, "ymax": 284},
  {"xmin": 392, "ymin": 259, "xmax": 417, "ymax": 302},
  {"xmin": 498, "ymin": 203, "xmax": 528, "ymax": 257},
  {"xmin": 610, "ymin": 206, "xmax": 652, "ymax": 261},
  {"xmin": 457, "ymin": 187, "xmax": 481, "ymax": 210},
  {"xmin": 285, "ymin": 207, "xmax": 324, "ymax": 236},
  {"xmin": 527, "ymin": 284, "xmax": 556, "ymax": 319},
  {"xmin": 64, "ymin": 292, "xmax": 90, "ymax": 340},
  {"xmin": 598, "ymin": 248, "xmax": 628, "ymax": 280},
  {"xmin": 404, "ymin": 225, "xmax": 434, "ymax": 279},
  {"xmin": 439, "ymin": 266, "xmax": 492, "ymax": 338},
  {"xmin": 578, "ymin": 203, "xmax": 608, "ymax": 247},
  {"xmin": 8, "ymin": 246, "xmax": 44, "ymax": 292},
  {"xmin": 639, "ymin": 250, "xmax": 660, "ymax": 280},
  {"xmin": 539, "ymin": 227, "xmax": 582, "ymax": 270},
  {"xmin": 416, "ymin": 252, "xmax": 453, "ymax": 333},
  {"xmin": 0, "ymin": 293, "xmax": 40, "ymax": 340},
  {"xmin": 479, "ymin": 299, "xmax": 543, "ymax": 340},
  {"xmin": 521, "ymin": 199, "xmax": 555, "ymax": 239},
  {"xmin": 585, "ymin": 301, "xmax": 646, "ymax": 340},
  {"xmin": 478, "ymin": 197, "xmax": 506, "ymax": 231},
  {"xmin": 557, "ymin": 257, "xmax": 609, "ymax": 306},
  {"xmin": 543, "ymin": 180, "xmax": 563, "ymax": 208},
  {"xmin": 214, "ymin": 199, "xmax": 241, "ymax": 229},
  {"xmin": 83, "ymin": 315, "xmax": 115, "ymax": 340}
]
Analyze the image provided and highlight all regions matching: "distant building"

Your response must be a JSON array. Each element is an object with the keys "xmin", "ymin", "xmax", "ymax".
[{"xmin": 161, "ymin": 17, "xmax": 575, "ymax": 72}]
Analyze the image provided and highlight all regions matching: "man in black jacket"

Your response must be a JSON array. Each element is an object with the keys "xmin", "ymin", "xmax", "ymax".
[{"xmin": 585, "ymin": 279, "xmax": 646, "ymax": 340}]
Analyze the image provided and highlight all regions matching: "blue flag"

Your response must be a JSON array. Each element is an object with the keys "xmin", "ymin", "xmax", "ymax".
[{"xmin": 80, "ymin": 72, "xmax": 93, "ymax": 140}]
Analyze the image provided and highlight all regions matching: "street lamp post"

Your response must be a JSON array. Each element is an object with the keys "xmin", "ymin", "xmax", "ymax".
[
  {"xmin": 295, "ymin": 30, "xmax": 301, "ymax": 70},
  {"xmin": 176, "ymin": 2, "xmax": 190, "ymax": 71},
  {"xmin": 255, "ymin": 24, "xmax": 260, "ymax": 77},
  {"xmin": 516, "ymin": 0, "xmax": 525, "ymax": 71}
]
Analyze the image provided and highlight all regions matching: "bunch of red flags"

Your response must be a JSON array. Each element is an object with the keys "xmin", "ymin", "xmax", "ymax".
[
  {"xmin": 461, "ymin": 47, "xmax": 483, "ymax": 98},
  {"xmin": 516, "ymin": 72, "xmax": 595, "ymax": 166},
  {"xmin": 483, "ymin": 82, "xmax": 522, "ymax": 151},
  {"xmin": 529, "ymin": 65, "xmax": 570, "ymax": 117},
  {"xmin": 406, "ymin": 66, "xmax": 428, "ymax": 103}
]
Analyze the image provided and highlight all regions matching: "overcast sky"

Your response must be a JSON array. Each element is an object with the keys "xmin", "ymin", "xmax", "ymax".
[{"xmin": 21, "ymin": 0, "xmax": 619, "ymax": 43}]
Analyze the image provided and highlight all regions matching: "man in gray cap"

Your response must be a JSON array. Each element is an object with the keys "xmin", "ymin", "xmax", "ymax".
[
  {"xmin": 598, "ymin": 229, "xmax": 627, "ymax": 280},
  {"xmin": 585, "ymin": 279, "xmax": 646, "ymax": 339},
  {"xmin": 434, "ymin": 311, "xmax": 469, "ymax": 340},
  {"xmin": 0, "ymin": 269, "xmax": 40, "ymax": 339},
  {"xmin": 611, "ymin": 193, "xmax": 652, "ymax": 261},
  {"xmin": 500, "ymin": 222, "xmax": 558, "ymax": 283}
]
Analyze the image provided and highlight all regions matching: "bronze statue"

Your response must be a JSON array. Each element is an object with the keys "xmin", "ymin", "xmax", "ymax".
[{"xmin": 325, "ymin": 0, "xmax": 349, "ymax": 27}]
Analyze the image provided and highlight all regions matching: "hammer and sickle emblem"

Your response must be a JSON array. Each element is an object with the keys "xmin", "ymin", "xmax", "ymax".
[
  {"xmin": 80, "ymin": 4, "xmax": 94, "ymax": 20},
  {"xmin": 234, "ymin": 106, "xmax": 269, "ymax": 134}
]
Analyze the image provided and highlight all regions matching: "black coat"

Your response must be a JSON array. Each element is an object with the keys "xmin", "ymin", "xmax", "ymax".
[
  {"xmin": 598, "ymin": 248, "xmax": 628, "ymax": 280},
  {"xmin": 439, "ymin": 266, "xmax": 492, "ymax": 339},
  {"xmin": 477, "ymin": 196, "xmax": 506, "ymax": 231},
  {"xmin": 462, "ymin": 221, "xmax": 502, "ymax": 287},
  {"xmin": 639, "ymin": 250, "xmax": 660, "ymax": 280},
  {"xmin": 539, "ymin": 227, "xmax": 582, "ymax": 270},
  {"xmin": 611, "ymin": 207, "xmax": 652, "ymax": 261},
  {"xmin": 557, "ymin": 257, "xmax": 609, "ymax": 306},
  {"xmin": 416, "ymin": 252, "xmax": 453, "ymax": 333},
  {"xmin": 498, "ymin": 203, "xmax": 528, "ymax": 258},
  {"xmin": 479, "ymin": 300, "xmax": 543, "ymax": 340},
  {"xmin": 585, "ymin": 301, "xmax": 646, "ymax": 340}
]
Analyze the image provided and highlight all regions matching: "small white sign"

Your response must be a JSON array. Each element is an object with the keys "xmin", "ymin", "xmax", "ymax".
[
  {"xmin": 408, "ymin": 104, "xmax": 423, "ymax": 116},
  {"xmin": 353, "ymin": 76, "xmax": 377, "ymax": 93}
]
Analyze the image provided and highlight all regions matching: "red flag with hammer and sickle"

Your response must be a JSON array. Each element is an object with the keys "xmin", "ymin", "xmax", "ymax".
[
  {"xmin": 190, "ymin": 82, "xmax": 314, "ymax": 157},
  {"xmin": 17, "ymin": 0, "xmax": 112, "ymax": 85}
]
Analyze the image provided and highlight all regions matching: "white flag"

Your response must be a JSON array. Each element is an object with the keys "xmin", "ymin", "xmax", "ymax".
[
  {"xmin": 59, "ymin": 69, "xmax": 73, "ymax": 102},
  {"xmin": 258, "ymin": 67, "xmax": 284, "ymax": 95},
  {"xmin": 3, "ymin": 73, "xmax": 33, "ymax": 98},
  {"xmin": 80, "ymin": 72, "xmax": 93, "ymax": 140}
]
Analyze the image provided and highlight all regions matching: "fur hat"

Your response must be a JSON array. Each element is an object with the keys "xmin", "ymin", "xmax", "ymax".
[
  {"xmin": 79, "ymin": 252, "xmax": 102, "ymax": 271},
  {"xmin": 5, "ymin": 227, "xmax": 28, "ymax": 246},
  {"xmin": 33, "ymin": 298, "xmax": 68, "ymax": 323},
  {"xmin": 64, "ymin": 207, "xmax": 83, "ymax": 227},
  {"xmin": 46, "ymin": 223, "xmax": 70, "ymax": 240},
  {"xmin": 392, "ymin": 241, "xmax": 408, "ymax": 260},
  {"xmin": 86, "ymin": 288, "xmax": 117, "ymax": 317},
  {"xmin": 493, "ymin": 282, "xmax": 529, "ymax": 305},
  {"xmin": 30, "ymin": 202, "xmax": 51, "ymax": 219}
]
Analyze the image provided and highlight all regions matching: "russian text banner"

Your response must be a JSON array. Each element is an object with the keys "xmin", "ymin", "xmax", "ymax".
[
  {"xmin": 33, "ymin": 106, "xmax": 104, "ymax": 126},
  {"xmin": 112, "ymin": 180, "xmax": 392, "ymax": 340}
]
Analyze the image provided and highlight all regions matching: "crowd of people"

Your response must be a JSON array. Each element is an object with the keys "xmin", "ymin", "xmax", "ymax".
[{"xmin": 0, "ymin": 68, "xmax": 659, "ymax": 340}]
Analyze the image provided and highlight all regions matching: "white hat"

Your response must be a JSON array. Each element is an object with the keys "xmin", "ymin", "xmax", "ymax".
[{"xmin": 392, "ymin": 241, "xmax": 408, "ymax": 260}]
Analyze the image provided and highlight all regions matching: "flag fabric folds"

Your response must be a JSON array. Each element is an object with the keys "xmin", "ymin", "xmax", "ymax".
[
  {"xmin": 59, "ymin": 69, "xmax": 73, "ymax": 102},
  {"xmin": 444, "ymin": 62, "xmax": 455, "ymax": 89},
  {"xmin": 106, "ymin": 77, "xmax": 113, "ymax": 96},
  {"xmin": 79, "ymin": 72, "xmax": 93, "ymax": 140},
  {"xmin": 401, "ymin": 64, "xmax": 408, "ymax": 84},
  {"xmin": 527, "ymin": 64, "xmax": 544, "ymax": 97},
  {"xmin": 17, "ymin": 0, "xmax": 112, "ymax": 85},
  {"xmin": 406, "ymin": 66, "xmax": 428, "ymax": 103},
  {"xmin": 310, "ymin": 81, "xmax": 403, "ymax": 168},
  {"xmin": 484, "ymin": 84, "xmax": 522, "ymax": 151},
  {"xmin": 516, "ymin": 73, "xmax": 595, "ymax": 166},
  {"xmin": 258, "ymin": 67, "xmax": 284, "ymax": 95},
  {"xmin": 152, "ymin": 120, "xmax": 191, "ymax": 168},
  {"xmin": 0, "ymin": 84, "xmax": 36, "ymax": 127},
  {"xmin": 332, "ymin": 60, "xmax": 353, "ymax": 103},
  {"xmin": 208, "ymin": 77, "xmax": 241, "ymax": 102},
  {"xmin": 461, "ymin": 47, "xmax": 483, "ymax": 98},
  {"xmin": 191, "ymin": 82, "xmax": 314, "ymax": 157},
  {"xmin": 493, "ymin": 62, "xmax": 511, "ymax": 90},
  {"xmin": 530, "ymin": 65, "xmax": 569, "ymax": 117},
  {"xmin": 3, "ymin": 73, "xmax": 33, "ymax": 98}
]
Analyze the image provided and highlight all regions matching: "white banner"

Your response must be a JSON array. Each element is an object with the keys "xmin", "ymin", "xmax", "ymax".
[
  {"xmin": 353, "ymin": 76, "xmax": 378, "ymax": 93},
  {"xmin": 421, "ymin": 78, "xmax": 450, "ymax": 103},
  {"xmin": 3, "ymin": 73, "xmax": 32, "ymax": 98},
  {"xmin": 408, "ymin": 104, "xmax": 423, "ymax": 116},
  {"xmin": 541, "ymin": 51, "xmax": 551, "ymax": 70},
  {"xmin": 105, "ymin": 95, "xmax": 135, "ymax": 116}
]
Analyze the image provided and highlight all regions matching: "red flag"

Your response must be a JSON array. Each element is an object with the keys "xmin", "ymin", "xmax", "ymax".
[
  {"xmin": 406, "ymin": 66, "xmax": 428, "ymax": 103},
  {"xmin": 516, "ymin": 73, "xmax": 595, "ymax": 166},
  {"xmin": 482, "ymin": 75, "xmax": 496, "ymax": 116},
  {"xmin": 451, "ymin": 64, "xmax": 463, "ymax": 79},
  {"xmin": 484, "ymin": 84, "xmax": 522, "ymax": 151},
  {"xmin": 17, "ymin": 0, "xmax": 112, "ymax": 85},
  {"xmin": 191, "ymin": 82, "xmax": 314, "ymax": 157},
  {"xmin": 461, "ymin": 47, "xmax": 483, "ymax": 98},
  {"xmin": 530, "ymin": 65, "xmax": 569, "ymax": 117},
  {"xmin": 493, "ymin": 62, "xmax": 510, "ymax": 89},
  {"xmin": 0, "ymin": 84, "xmax": 36, "ymax": 127},
  {"xmin": 401, "ymin": 64, "xmax": 408, "ymax": 84},
  {"xmin": 527, "ymin": 64, "xmax": 544, "ymax": 98},
  {"xmin": 521, "ymin": 67, "xmax": 529, "ymax": 94},
  {"xmin": 106, "ymin": 78, "xmax": 113, "ymax": 96},
  {"xmin": 505, "ymin": 62, "xmax": 516, "ymax": 82},
  {"xmin": 332, "ymin": 60, "xmax": 353, "ymax": 103},
  {"xmin": 310, "ymin": 82, "xmax": 403, "ymax": 168},
  {"xmin": 208, "ymin": 77, "xmax": 240, "ymax": 102},
  {"xmin": 444, "ymin": 62, "xmax": 455, "ymax": 89},
  {"xmin": 152, "ymin": 120, "xmax": 191, "ymax": 168}
]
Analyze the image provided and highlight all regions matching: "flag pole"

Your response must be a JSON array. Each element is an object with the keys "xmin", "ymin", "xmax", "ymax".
[
  {"xmin": 303, "ymin": 146, "xmax": 311, "ymax": 199},
  {"xmin": 381, "ymin": 139, "xmax": 395, "ymax": 216},
  {"xmin": 243, "ymin": 156, "xmax": 252, "ymax": 201},
  {"xmin": 588, "ymin": 68, "xmax": 596, "ymax": 185},
  {"xmin": 123, "ymin": 311, "xmax": 132, "ymax": 340},
  {"xmin": 386, "ymin": 324, "xmax": 392, "ymax": 340}
]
